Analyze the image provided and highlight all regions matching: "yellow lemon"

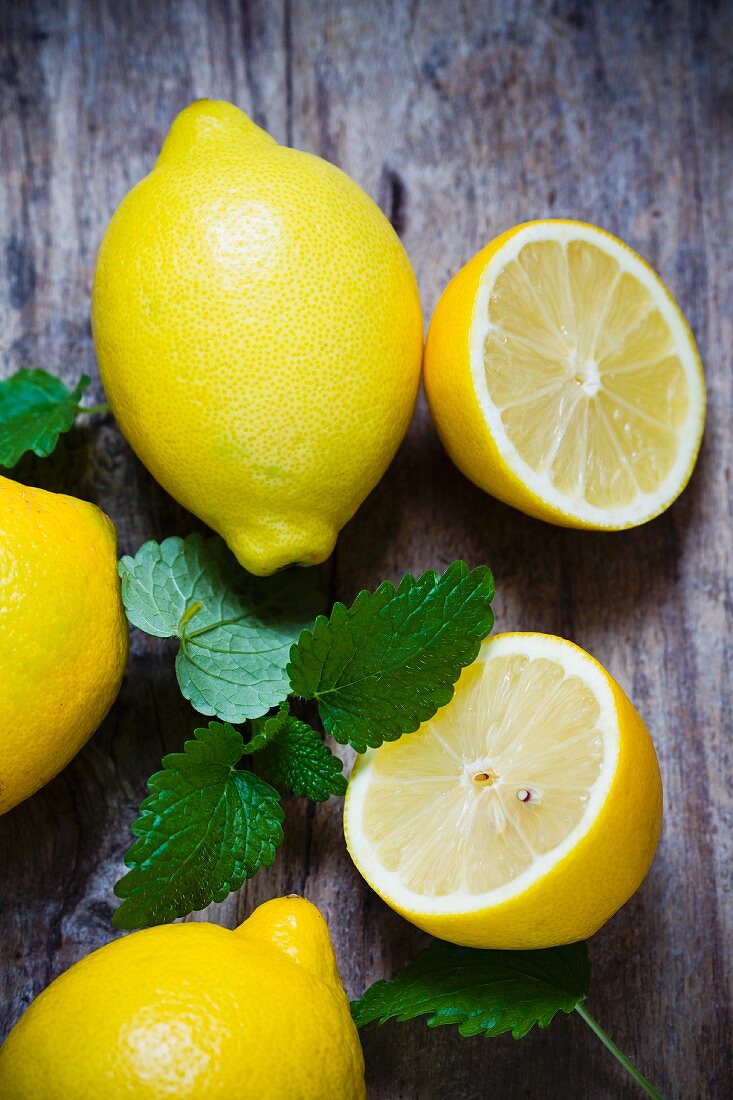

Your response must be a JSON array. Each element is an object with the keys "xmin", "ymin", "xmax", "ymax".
[
  {"xmin": 0, "ymin": 475, "xmax": 128, "ymax": 815},
  {"xmin": 344, "ymin": 633, "xmax": 662, "ymax": 949},
  {"xmin": 0, "ymin": 896, "xmax": 365, "ymax": 1100},
  {"xmin": 424, "ymin": 220, "xmax": 705, "ymax": 528},
  {"xmin": 92, "ymin": 99, "xmax": 423, "ymax": 576}
]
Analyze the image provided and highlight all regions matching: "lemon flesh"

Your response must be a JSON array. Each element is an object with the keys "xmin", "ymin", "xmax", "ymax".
[
  {"xmin": 425, "ymin": 220, "xmax": 705, "ymax": 529},
  {"xmin": 345, "ymin": 633, "xmax": 662, "ymax": 949}
]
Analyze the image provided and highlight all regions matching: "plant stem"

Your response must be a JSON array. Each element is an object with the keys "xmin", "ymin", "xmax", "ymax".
[
  {"xmin": 184, "ymin": 612, "xmax": 249, "ymax": 640},
  {"xmin": 76, "ymin": 401, "xmax": 110, "ymax": 416},
  {"xmin": 575, "ymin": 1004, "xmax": 662, "ymax": 1099},
  {"xmin": 178, "ymin": 601, "xmax": 204, "ymax": 632}
]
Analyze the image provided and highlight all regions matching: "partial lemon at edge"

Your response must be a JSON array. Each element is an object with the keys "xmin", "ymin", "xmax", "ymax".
[
  {"xmin": 0, "ymin": 896, "xmax": 366, "ymax": 1100},
  {"xmin": 344, "ymin": 632, "xmax": 662, "ymax": 950},
  {"xmin": 0, "ymin": 474, "xmax": 128, "ymax": 815},
  {"xmin": 424, "ymin": 220, "xmax": 705, "ymax": 529}
]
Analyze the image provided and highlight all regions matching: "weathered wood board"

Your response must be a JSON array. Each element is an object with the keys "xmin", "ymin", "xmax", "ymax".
[{"xmin": 1, "ymin": 1, "xmax": 731, "ymax": 1096}]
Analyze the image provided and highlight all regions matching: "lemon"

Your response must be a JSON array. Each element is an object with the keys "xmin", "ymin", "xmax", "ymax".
[
  {"xmin": 344, "ymin": 632, "xmax": 662, "ymax": 949},
  {"xmin": 424, "ymin": 220, "xmax": 705, "ymax": 529},
  {"xmin": 92, "ymin": 99, "xmax": 423, "ymax": 576},
  {"xmin": 0, "ymin": 475, "xmax": 128, "ymax": 815},
  {"xmin": 0, "ymin": 896, "xmax": 366, "ymax": 1099}
]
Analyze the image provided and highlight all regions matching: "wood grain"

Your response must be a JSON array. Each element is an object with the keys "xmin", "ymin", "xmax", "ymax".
[{"xmin": 1, "ymin": 1, "xmax": 731, "ymax": 1096}]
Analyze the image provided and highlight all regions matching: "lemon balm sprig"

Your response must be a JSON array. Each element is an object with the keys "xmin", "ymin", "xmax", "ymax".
[
  {"xmin": 0, "ymin": 367, "xmax": 110, "ymax": 468},
  {"xmin": 352, "ymin": 940, "xmax": 663, "ymax": 1098}
]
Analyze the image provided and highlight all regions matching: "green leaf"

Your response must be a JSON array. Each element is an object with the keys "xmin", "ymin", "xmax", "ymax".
[
  {"xmin": 288, "ymin": 561, "xmax": 495, "ymax": 752},
  {"xmin": 242, "ymin": 703, "xmax": 292, "ymax": 754},
  {"xmin": 351, "ymin": 940, "xmax": 590, "ymax": 1040},
  {"xmin": 254, "ymin": 706, "xmax": 347, "ymax": 801},
  {"xmin": 114, "ymin": 722, "xmax": 284, "ymax": 929},
  {"xmin": 118, "ymin": 534, "xmax": 324, "ymax": 723},
  {"xmin": 0, "ymin": 368, "xmax": 90, "ymax": 467}
]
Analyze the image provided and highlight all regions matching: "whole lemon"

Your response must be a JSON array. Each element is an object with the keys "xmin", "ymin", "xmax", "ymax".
[
  {"xmin": 0, "ymin": 475, "xmax": 128, "ymax": 815},
  {"xmin": 0, "ymin": 896, "xmax": 366, "ymax": 1100},
  {"xmin": 92, "ymin": 99, "xmax": 423, "ymax": 576}
]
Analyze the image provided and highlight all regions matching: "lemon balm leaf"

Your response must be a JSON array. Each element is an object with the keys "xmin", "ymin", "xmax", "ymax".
[
  {"xmin": 0, "ymin": 368, "xmax": 91, "ymax": 467},
  {"xmin": 351, "ymin": 940, "xmax": 590, "ymax": 1040},
  {"xmin": 243, "ymin": 703, "xmax": 346, "ymax": 800},
  {"xmin": 287, "ymin": 561, "xmax": 495, "ymax": 752},
  {"xmin": 114, "ymin": 722, "xmax": 284, "ymax": 929},
  {"xmin": 352, "ymin": 942, "xmax": 662, "ymax": 1097},
  {"xmin": 118, "ymin": 534, "xmax": 324, "ymax": 723},
  {"xmin": 254, "ymin": 708, "xmax": 347, "ymax": 801}
]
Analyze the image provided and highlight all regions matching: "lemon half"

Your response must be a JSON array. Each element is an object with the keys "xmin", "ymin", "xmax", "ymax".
[
  {"xmin": 344, "ymin": 633, "xmax": 662, "ymax": 949},
  {"xmin": 424, "ymin": 220, "xmax": 705, "ymax": 528}
]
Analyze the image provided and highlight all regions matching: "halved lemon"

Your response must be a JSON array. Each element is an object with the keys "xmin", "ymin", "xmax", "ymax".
[
  {"xmin": 344, "ymin": 633, "xmax": 662, "ymax": 949},
  {"xmin": 424, "ymin": 221, "xmax": 705, "ymax": 528}
]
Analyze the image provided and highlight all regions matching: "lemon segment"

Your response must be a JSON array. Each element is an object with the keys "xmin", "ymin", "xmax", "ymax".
[
  {"xmin": 345, "ymin": 633, "xmax": 662, "ymax": 949},
  {"xmin": 425, "ymin": 220, "xmax": 705, "ymax": 529}
]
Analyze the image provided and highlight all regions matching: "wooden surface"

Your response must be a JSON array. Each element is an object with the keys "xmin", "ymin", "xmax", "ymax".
[{"xmin": 1, "ymin": 1, "xmax": 731, "ymax": 1096}]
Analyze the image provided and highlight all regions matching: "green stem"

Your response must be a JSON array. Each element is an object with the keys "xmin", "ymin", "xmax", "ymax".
[
  {"xmin": 76, "ymin": 401, "xmax": 110, "ymax": 416},
  {"xmin": 575, "ymin": 1004, "xmax": 662, "ymax": 1099},
  {"xmin": 184, "ymin": 612, "xmax": 249, "ymax": 640},
  {"xmin": 178, "ymin": 602, "xmax": 204, "ymax": 632}
]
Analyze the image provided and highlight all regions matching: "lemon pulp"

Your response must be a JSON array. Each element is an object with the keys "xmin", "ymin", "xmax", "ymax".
[
  {"xmin": 480, "ymin": 232, "xmax": 693, "ymax": 511},
  {"xmin": 361, "ymin": 647, "xmax": 608, "ymax": 900}
]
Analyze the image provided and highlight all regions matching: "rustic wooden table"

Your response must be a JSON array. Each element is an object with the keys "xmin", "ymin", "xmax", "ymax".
[{"xmin": 1, "ymin": 1, "xmax": 731, "ymax": 1096}]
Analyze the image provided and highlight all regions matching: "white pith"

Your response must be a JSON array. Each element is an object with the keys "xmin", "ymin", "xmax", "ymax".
[
  {"xmin": 469, "ymin": 222, "xmax": 705, "ymax": 525},
  {"xmin": 345, "ymin": 634, "xmax": 620, "ymax": 916}
]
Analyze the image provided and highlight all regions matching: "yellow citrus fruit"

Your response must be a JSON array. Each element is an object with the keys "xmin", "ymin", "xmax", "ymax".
[
  {"xmin": 344, "ymin": 632, "xmax": 662, "ymax": 949},
  {"xmin": 0, "ymin": 896, "xmax": 366, "ymax": 1099},
  {"xmin": 424, "ymin": 220, "xmax": 705, "ymax": 529},
  {"xmin": 0, "ymin": 475, "xmax": 128, "ymax": 815},
  {"xmin": 92, "ymin": 99, "xmax": 423, "ymax": 576}
]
